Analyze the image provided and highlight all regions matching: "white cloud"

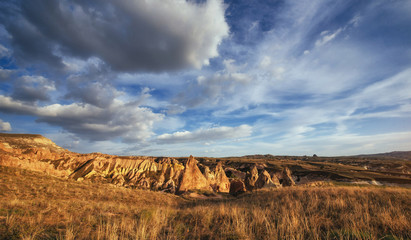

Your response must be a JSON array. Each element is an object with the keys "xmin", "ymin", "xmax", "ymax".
[
  {"xmin": 351, "ymin": 68, "xmax": 411, "ymax": 108},
  {"xmin": 157, "ymin": 124, "xmax": 252, "ymax": 144},
  {"xmin": 0, "ymin": 119, "xmax": 11, "ymax": 131},
  {"xmin": 0, "ymin": 44, "xmax": 9, "ymax": 58},
  {"xmin": 0, "ymin": 95, "xmax": 163, "ymax": 142},
  {"xmin": 174, "ymin": 71, "xmax": 252, "ymax": 108},
  {"xmin": 315, "ymin": 28, "xmax": 342, "ymax": 46}
]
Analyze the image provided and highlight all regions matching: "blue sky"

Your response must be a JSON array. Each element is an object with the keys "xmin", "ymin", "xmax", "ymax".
[{"xmin": 0, "ymin": 0, "xmax": 410, "ymax": 157}]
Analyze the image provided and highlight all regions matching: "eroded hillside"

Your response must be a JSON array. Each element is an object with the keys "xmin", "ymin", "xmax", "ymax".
[{"xmin": 1, "ymin": 133, "xmax": 410, "ymax": 196}]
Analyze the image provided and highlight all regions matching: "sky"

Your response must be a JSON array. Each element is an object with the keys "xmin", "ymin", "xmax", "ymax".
[{"xmin": 0, "ymin": 0, "xmax": 410, "ymax": 157}]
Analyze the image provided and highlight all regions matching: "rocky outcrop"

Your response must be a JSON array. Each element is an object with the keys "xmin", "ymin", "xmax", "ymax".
[
  {"xmin": 0, "ymin": 133, "xmax": 301, "ymax": 196},
  {"xmin": 271, "ymin": 174, "xmax": 282, "ymax": 187},
  {"xmin": 213, "ymin": 162, "xmax": 230, "ymax": 192},
  {"xmin": 204, "ymin": 166, "xmax": 214, "ymax": 182},
  {"xmin": 0, "ymin": 133, "xmax": 187, "ymax": 191},
  {"xmin": 0, "ymin": 134, "xmax": 70, "ymax": 177},
  {"xmin": 177, "ymin": 156, "xmax": 213, "ymax": 193},
  {"xmin": 0, "ymin": 133, "xmax": 66, "ymax": 153},
  {"xmin": 255, "ymin": 170, "xmax": 281, "ymax": 189},
  {"xmin": 244, "ymin": 165, "xmax": 259, "ymax": 191},
  {"xmin": 229, "ymin": 179, "xmax": 246, "ymax": 195},
  {"xmin": 205, "ymin": 162, "xmax": 230, "ymax": 193},
  {"xmin": 281, "ymin": 167, "xmax": 295, "ymax": 186}
]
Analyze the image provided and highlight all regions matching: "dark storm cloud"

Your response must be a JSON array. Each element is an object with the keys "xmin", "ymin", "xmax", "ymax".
[
  {"xmin": 2, "ymin": 11, "xmax": 63, "ymax": 68},
  {"xmin": 1, "ymin": 0, "xmax": 228, "ymax": 72},
  {"xmin": 0, "ymin": 68, "xmax": 14, "ymax": 81}
]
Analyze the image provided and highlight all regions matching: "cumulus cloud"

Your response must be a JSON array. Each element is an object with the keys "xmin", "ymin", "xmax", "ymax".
[
  {"xmin": 0, "ymin": 119, "xmax": 11, "ymax": 131},
  {"xmin": 0, "ymin": 95, "xmax": 163, "ymax": 142},
  {"xmin": 0, "ymin": 0, "xmax": 410, "ymax": 157},
  {"xmin": 157, "ymin": 124, "xmax": 252, "ymax": 144},
  {"xmin": 2, "ymin": 0, "xmax": 229, "ymax": 72},
  {"xmin": 65, "ymin": 81, "xmax": 121, "ymax": 108},
  {"xmin": 11, "ymin": 75, "xmax": 55, "ymax": 103},
  {"xmin": 0, "ymin": 67, "xmax": 13, "ymax": 81}
]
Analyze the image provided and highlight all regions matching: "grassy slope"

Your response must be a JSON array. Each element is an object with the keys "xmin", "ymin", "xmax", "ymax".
[{"xmin": 1, "ymin": 166, "xmax": 410, "ymax": 240}]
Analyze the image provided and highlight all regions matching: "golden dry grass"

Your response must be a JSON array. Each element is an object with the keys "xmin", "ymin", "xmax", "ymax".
[{"xmin": 1, "ymin": 165, "xmax": 410, "ymax": 240}]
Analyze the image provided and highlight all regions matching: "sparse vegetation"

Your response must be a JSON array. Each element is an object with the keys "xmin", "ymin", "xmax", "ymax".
[{"xmin": 1, "ymin": 166, "xmax": 410, "ymax": 240}]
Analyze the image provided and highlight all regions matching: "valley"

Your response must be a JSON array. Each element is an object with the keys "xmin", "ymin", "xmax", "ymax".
[{"xmin": 0, "ymin": 133, "xmax": 410, "ymax": 239}]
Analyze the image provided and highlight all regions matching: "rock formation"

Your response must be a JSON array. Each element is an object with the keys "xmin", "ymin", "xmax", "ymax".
[
  {"xmin": 281, "ymin": 167, "xmax": 296, "ymax": 186},
  {"xmin": 204, "ymin": 166, "xmax": 214, "ymax": 182},
  {"xmin": 0, "ymin": 134, "xmax": 70, "ymax": 177},
  {"xmin": 0, "ymin": 133, "xmax": 188, "ymax": 192},
  {"xmin": 0, "ymin": 133, "xmax": 301, "ymax": 196},
  {"xmin": 244, "ymin": 165, "xmax": 259, "ymax": 191},
  {"xmin": 177, "ymin": 155, "xmax": 213, "ymax": 193},
  {"xmin": 213, "ymin": 162, "xmax": 230, "ymax": 192},
  {"xmin": 229, "ymin": 179, "xmax": 246, "ymax": 195},
  {"xmin": 255, "ymin": 170, "xmax": 281, "ymax": 189},
  {"xmin": 271, "ymin": 174, "xmax": 282, "ymax": 187},
  {"xmin": 205, "ymin": 162, "xmax": 230, "ymax": 193}
]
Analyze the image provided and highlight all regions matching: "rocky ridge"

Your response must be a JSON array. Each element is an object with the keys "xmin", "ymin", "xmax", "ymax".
[{"xmin": 0, "ymin": 133, "xmax": 299, "ymax": 195}]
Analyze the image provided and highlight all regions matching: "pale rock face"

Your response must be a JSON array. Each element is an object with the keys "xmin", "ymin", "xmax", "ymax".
[
  {"xmin": 177, "ymin": 155, "xmax": 212, "ymax": 193},
  {"xmin": 204, "ymin": 163, "xmax": 230, "ymax": 192},
  {"xmin": 212, "ymin": 162, "xmax": 230, "ymax": 192},
  {"xmin": 255, "ymin": 170, "xmax": 280, "ymax": 189},
  {"xmin": 245, "ymin": 165, "xmax": 259, "ymax": 191},
  {"xmin": 204, "ymin": 166, "xmax": 215, "ymax": 182},
  {"xmin": 271, "ymin": 174, "xmax": 282, "ymax": 187}
]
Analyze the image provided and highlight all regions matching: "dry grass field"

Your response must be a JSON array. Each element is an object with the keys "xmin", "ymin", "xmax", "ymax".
[{"xmin": 1, "ymin": 165, "xmax": 410, "ymax": 240}]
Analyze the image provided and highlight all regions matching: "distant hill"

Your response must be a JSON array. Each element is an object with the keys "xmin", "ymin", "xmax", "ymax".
[{"xmin": 355, "ymin": 151, "xmax": 411, "ymax": 161}]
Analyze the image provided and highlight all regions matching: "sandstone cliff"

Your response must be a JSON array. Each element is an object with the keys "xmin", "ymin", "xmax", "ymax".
[
  {"xmin": 0, "ymin": 133, "xmax": 300, "ymax": 195},
  {"xmin": 0, "ymin": 133, "xmax": 186, "ymax": 192}
]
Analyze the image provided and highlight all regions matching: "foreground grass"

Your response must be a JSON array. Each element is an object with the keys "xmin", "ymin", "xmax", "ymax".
[{"xmin": 0, "ymin": 166, "xmax": 410, "ymax": 239}]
